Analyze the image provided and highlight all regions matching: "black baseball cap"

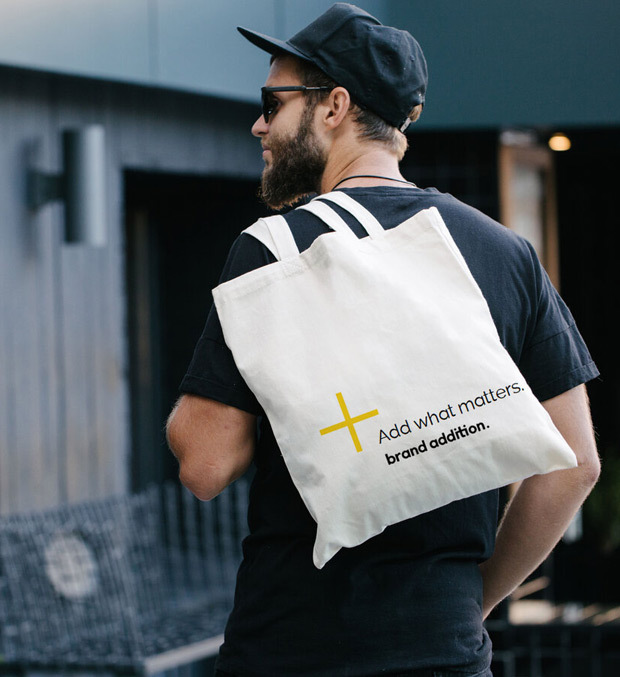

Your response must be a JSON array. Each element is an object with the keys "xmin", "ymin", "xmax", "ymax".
[{"xmin": 238, "ymin": 2, "xmax": 427, "ymax": 132}]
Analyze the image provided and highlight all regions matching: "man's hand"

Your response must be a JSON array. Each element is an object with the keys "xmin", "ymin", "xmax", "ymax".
[
  {"xmin": 166, "ymin": 394, "xmax": 256, "ymax": 501},
  {"xmin": 479, "ymin": 384, "xmax": 600, "ymax": 619}
]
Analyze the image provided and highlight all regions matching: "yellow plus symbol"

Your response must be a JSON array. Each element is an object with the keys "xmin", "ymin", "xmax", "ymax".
[{"xmin": 319, "ymin": 392, "xmax": 379, "ymax": 453}]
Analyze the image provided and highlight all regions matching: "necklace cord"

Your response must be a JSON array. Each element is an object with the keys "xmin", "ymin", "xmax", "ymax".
[{"xmin": 331, "ymin": 174, "xmax": 416, "ymax": 191}]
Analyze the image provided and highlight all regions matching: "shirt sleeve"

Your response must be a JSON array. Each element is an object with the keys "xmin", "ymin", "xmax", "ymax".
[
  {"xmin": 518, "ymin": 249, "xmax": 599, "ymax": 402},
  {"xmin": 178, "ymin": 232, "xmax": 276, "ymax": 415}
]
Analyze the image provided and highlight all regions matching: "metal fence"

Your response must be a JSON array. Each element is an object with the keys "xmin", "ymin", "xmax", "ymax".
[
  {"xmin": 488, "ymin": 619, "xmax": 620, "ymax": 676},
  {"xmin": 0, "ymin": 480, "xmax": 249, "ymax": 675}
]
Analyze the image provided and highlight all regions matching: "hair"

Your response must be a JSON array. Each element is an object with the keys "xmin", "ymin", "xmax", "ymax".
[{"xmin": 291, "ymin": 56, "xmax": 422, "ymax": 161}]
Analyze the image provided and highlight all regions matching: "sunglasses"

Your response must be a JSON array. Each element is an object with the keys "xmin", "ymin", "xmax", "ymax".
[{"xmin": 261, "ymin": 86, "xmax": 332, "ymax": 124}]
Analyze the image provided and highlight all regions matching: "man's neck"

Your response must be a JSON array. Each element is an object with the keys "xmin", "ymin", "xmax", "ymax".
[{"xmin": 319, "ymin": 149, "xmax": 406, "ymax": 194}]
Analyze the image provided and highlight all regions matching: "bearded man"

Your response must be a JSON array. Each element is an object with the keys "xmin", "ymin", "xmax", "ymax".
[{"xmin": 166, "ymin": 4, "xmax": 600, "ymax": 676}]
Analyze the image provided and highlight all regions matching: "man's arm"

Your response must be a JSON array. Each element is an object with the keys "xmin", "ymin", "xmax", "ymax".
[
  {"xmin": 479, "ymin": 384, "xmax": 600, "ymax": 619},
  {"xmin": 166, "ymin": 394, "xmax": 256, "ymax": 501}
]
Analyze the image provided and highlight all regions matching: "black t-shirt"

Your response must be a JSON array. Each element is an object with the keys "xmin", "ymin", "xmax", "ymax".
[{"xmin": 180, "ymin": 187, "xmax": 598, "ymax": 676}]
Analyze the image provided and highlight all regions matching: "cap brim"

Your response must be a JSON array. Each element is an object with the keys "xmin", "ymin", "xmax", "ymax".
[{"xmin": 237, "ymin": 26, "xmax": 311, "ymax": 61}]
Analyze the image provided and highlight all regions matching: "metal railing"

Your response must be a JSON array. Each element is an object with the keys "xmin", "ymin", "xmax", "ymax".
[
  {"xmin": 0, "ymin": 480, "xmax": 249, "ymax": 675},
  {"xmin": 488, "ymin": 618, "xmax": 620, "ymax": 676}
]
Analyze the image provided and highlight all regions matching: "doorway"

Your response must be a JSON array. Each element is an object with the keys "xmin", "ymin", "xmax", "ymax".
[
  {"xmin": 124, "ymin": 171, "xmax": 268, "ymax": 491},
  {"xmin": 551, "ymin": 128, "xmax": 620, "ymax": 604}
]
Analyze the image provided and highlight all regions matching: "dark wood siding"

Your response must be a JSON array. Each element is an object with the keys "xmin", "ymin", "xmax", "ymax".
[{"xmin": 0, "ymin": 65, "xmax": 262, "ymax": 513}]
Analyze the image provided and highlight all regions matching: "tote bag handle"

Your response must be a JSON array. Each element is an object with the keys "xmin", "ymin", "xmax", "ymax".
[
  {"xmin": 297, "ymin": 200, "xmax": 359, "ymax": 240},
  {"xmin": 243, "ymin": 191, "xmax": 390, "ymax": 261},
  {"xmin": 242, "ymin": 215, "xmax": 300, "ymax": 260},
  {"xmin": 317, "ymin": 191, "xmax": 386, "ymax": 238},
  {"xmin": 263, "ymin": 215, "xmax": 300, "ymax": 259}
]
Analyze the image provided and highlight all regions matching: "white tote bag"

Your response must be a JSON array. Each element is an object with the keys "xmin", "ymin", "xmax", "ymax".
[{"xmin": 213, "ymin": 192, "xmax": 576, "ymax": 569}]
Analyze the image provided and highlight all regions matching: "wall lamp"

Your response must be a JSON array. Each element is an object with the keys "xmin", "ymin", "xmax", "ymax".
[{"xmin": 28, "ymin": 125, "xmax": 107, "ymax": 247}]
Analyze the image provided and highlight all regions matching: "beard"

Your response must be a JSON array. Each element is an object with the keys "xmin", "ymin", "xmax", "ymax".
[{"xmin": 259, "ymin": 104, "xmax": 327, "ymax": 211}]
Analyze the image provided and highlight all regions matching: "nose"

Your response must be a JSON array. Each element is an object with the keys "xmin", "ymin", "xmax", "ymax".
[{"xmin": 252, "ymin": 114, "xmax": 268, "ymax": 138}]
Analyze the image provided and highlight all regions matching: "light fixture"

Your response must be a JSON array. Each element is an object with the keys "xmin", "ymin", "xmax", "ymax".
[
  {"xmin": 28, "ymin": 125, "xmax": 107, "ymax": 246},
  {"xmin": 548, "ymin": 132, "xmax": 571, "ymax": 152}
]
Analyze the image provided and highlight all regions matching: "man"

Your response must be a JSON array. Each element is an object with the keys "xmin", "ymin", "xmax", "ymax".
[{"xmin": 167, "ymin": 4, "xmax": 600, "ymax": 676}]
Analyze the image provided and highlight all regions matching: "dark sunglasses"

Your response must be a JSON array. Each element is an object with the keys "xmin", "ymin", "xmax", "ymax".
[{"xmin": 261, "ymin": 86, "xmax": 332, "ymax": 123}]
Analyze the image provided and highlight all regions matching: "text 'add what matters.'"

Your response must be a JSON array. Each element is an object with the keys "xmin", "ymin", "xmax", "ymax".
[{"xmin": 378, "ymin": 382, "xmax": 524, "ymax": 466}]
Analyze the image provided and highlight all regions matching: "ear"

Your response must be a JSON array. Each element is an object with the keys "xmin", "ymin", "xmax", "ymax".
[{"xmin": 319, "ymin": 86, "xmax": 351, "ymax": 131}]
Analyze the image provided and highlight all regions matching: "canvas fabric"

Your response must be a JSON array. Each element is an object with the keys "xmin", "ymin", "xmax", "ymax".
[{"xmin": 212, "ymin": 191, "xmax": 577, "ymax": 569}]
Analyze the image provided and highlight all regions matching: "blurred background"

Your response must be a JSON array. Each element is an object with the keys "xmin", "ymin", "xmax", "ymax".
[{"xmin": 0, "ymin": 1, "xmax": 618, "ymax": 675}]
